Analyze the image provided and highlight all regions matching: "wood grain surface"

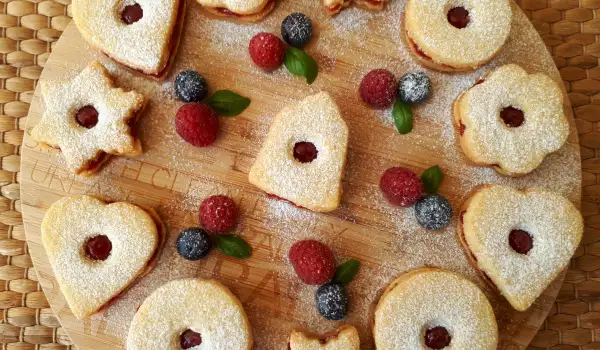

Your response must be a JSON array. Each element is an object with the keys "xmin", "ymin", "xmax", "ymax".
[{"xmin": 19, "ymin": 1, "xmax": 581, "ymax": 349}]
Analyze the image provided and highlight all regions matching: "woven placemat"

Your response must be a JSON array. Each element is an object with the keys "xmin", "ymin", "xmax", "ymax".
[{"xmin": 0, "ymin": 0, "xmax": 597, "ymax": 349}]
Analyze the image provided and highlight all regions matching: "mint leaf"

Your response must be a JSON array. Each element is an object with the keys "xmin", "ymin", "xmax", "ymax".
[
  {"xmin": 334, "ymin": 259, "xmax": 360, "ymax": 284},
  {"xmin": 206, "ymin": 90, "xmax": 251, "ymax": 117},
  {"xmin": 421, "ymin": 165, "xmax": 444, "ymax": 194},
  {"xmin": 284, "ymin": 47, "xmax": 318, "ymax": 84},
  {"xmin": 214, "ymin": 235, "xmax": 252, "ymax": 259},
  {"xmin": 392, "ymin": 100, "xmax": 413, "ymax": 134}
]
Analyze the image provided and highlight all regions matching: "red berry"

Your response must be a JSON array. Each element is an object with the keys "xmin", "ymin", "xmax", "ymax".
[
  {"xmin": 289, "ymin": 240, "xmax": 336, "ymax": 285},
  {"xmin": 249, "ymin": 32, "xmax": 285, "ymax": 71},
  {"xmin": 380, "ymin": 167, "xmax": 424, "ymax": 207},
  {"xmin": 359, "ymin": 69, "xmax": 397, "ymax": 109},
  {"xmin": 199, "ymin": 195, "xmax": 238, "ymax": 234},
  {"xmin": 175, "ymin": 103, "xmax": 219, "ymax": 147}
]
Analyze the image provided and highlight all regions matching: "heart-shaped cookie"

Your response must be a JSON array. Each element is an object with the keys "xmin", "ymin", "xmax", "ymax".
[
  {"xmin": 127, "ymin": 279, "xmax": 253, "ymax": 350},
  {"xmin": 248, "ymin": 92, "xmax": 349, "ymax": 212},
  {"xmin": 454, "ymin": 64, "xmax": 569, "ymax": 176},
  {"xmin": 458, "ymin": 185, "xmax": 583, "ymax": 311},
  {"xmin": 72, "ymin": 0, "xmax": 185, "ymax": 78},
  {"xmin": 197, "ymin": 0, "xmax": 275, "ymax": 21},
  {"xmin": 289, "ymin": 326, "xmax": 360, "ymax": 349},
  {"xmin": 41, "ymin": 195, "xmax": 164, "ymax": 319}
]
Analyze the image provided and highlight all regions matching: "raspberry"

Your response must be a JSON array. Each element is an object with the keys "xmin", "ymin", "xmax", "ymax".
[
  {"xmin": 359, "ymin": 69, "xmax": 397, "ymax": 109},
  {"xmin": 289, "ymin": 240, "xmax": 336, "ymax": 285},
  {"xmin": 249, "ymin": 32, "xmax": 285, "ymax": 71},
  {"xmin": 175, "ymin": 103, "xmax": 219, "ymax": 147},
  {"xmin": 199, "ymin": 195, "xmax": 238, "ymax": 234},
  {"xmin": 380, "ymin": 167, "xmax": 424, "ymax": 207}
]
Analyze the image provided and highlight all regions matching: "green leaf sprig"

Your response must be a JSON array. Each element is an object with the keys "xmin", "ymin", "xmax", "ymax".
[
  {"xmin": 421, "ymin": 165, "xmax": 444, "ymax": 194},
  {"xmin": 284, "ymin": 47, "xmax": 319, "ymax": 85},
  {"xmin": 214, "ymin": 234, "xmax": 252, "ymax": 259},
  {"xmin": 392, "ymin": 100, "xmax": 413, "ymax": 135},
  {"xmin": 333, "ymin": 259, "xmax": 361, "ymax": 284},
  {"xmin": 206, "ymin": 90, "xmax": 251, "ymax": 117}
]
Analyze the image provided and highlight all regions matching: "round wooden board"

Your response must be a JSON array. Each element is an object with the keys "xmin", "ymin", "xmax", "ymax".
[{"xmin": 21, "ymin": 1, "xmax": 582, "ymax": 349}]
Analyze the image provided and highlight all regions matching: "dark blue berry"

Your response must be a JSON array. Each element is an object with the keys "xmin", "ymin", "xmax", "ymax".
[
  {"xmin": 316, "ymin": 283, "xmax": 348, "ymax": 320},
  {"xmin": 175, "ymin": 70, "xmax": 208, "ymax": 103},
  {"xmin": 415, "ymin": 194, "xmax": 453, "ymax": 231},
  {"xmin": 281, "ymin": 13, "xmax": 313, "ymax": 47},
  {"xmin": 176, "ymin": 227, "xmax": 211, "ymax": 260},
  {"xmin": 398, "ymin": 71, "xmax": 431, "ymax": 105}
]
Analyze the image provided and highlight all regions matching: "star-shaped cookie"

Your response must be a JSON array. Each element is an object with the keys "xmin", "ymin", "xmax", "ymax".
[{"xmin": 31, "ymin": 61, "xmax": 146, "ymax": 176}]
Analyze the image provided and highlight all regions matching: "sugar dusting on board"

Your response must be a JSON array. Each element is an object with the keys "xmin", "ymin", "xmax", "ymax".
[{"xmin": 32, "ymin": 0, "xmax": 581, "ymax": 349}]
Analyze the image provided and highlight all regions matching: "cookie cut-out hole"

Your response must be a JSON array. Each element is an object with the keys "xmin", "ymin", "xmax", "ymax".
[
  {"xmin": 84, "ymin": 235, "xmax": 112, "ymax": 261},
  {"xmin": 76, "ymin": 106, "xmax": 99, "ymax": 129},
  {"xmin": 122, "ymin": 3, "xmax": 143, "ymax": 24},
  {"xmin": 180, "ymin": 329, "xmax": 202, "ymax": 349},
  {"xmin": 424, "ymin": 326, "xmax": 451, "ymax": 349},
  {"xmin": 500, "ymin": 107, "xmax": 525, "ymax": 128},
  {"xmin": 509, "ymin": 229, "xmax": 533, "ymax": 254},
  {"xmin": 447, "ymin": 7, "xmax": 470, "ymax": 29},
  {"xmin": 293, "ymin": 142, "xmax": 318, "ymax": 163}
]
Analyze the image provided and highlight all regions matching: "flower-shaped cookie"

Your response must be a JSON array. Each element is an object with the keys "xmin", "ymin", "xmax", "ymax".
[
  {"xmin": 41, "ymin": 195, "xmax": 164, "ymax": 318},
  {"xmin": 454, "ymin": 64, "xmax": 569, "ymax": 176},
  {"xmin": 72, "ymin": 0, "xmax": 185, "ymax": 77},
  {"xmin": 31, "ymin": 61, "xmax": 146, "ymax": 176},
  {"xmin": 289, "ymin": 326, "xmax": 360, "ymax": 349},
  {"xmin": 196, "ymin": 0, "xmax": 275, "ymax": 21},
  {"xmin": 459, "ymin": 185, "xmax": 583, "ymax": 311}
]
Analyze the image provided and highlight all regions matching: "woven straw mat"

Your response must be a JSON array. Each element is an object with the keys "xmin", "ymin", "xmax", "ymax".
[{"xmin": 1, "ymin": 0, "xmax": 599, "ymax": 349}]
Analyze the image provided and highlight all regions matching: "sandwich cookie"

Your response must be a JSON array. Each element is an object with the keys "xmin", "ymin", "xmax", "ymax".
[
  {"xmin": 249, "ymin": 92, "xmax": 349, "ymax": 213},
  {"xmin": 197, "ymin": 0, "xmax": 275, "ymax": 22},
  {"xmin": 453, "ymin": 64, "xmax": 569, "ymax": 176},
  {"xmin": 404, "ymin": 0, "xmax": 512, "ymax": 71},
  {"xmin": 41, "ymin": 195, "xmax": 165, "ymax": 319},
  {"xmin": 289, "ymin": 326, "xmax": 360, "ymax": 349},
  {"xmin": 127, "ymin": 279, "xmax": 252, "ymax": 349},
  {"xmin": 72, "ymin": 0, "xmax": 185, "ymax": 78},
  {"xmin": 458, "ymin": 185, "xmax": 583, "ymax": 311},
  {"xmin": 323, "ymin": 0, "xmax": 387, "ymax": 16},
  {"xmin": 374, "ymin": 268, "xmax": 498, "ymax": 349}
]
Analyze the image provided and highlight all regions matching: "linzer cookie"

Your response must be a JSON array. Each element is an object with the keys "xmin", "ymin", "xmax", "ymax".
[
  {"xmin": 323, "ymin": 0, "xmax": 387, "ymax": 16},
  {"xmin": 197, "ymin": 0, "xmax": 275, "ymax": 22},
  {"xmin": 404, "ymin": 0, "xmax": 512, "ymax": 71},
  {"xmin": 31, "ymin": 61, "xmax": 146, "ymax": 176},
  {"xmin": 41, "ymin": 195, "xmax": 165, "ymax": 319},
  {"xmin": 72, "ymin": 0, "xmax": 185, "ymax": 78},
  {"xmin": 458, "ymin": 185, "xmax": 583, "ymax": 311},
  {"xmin": 453, "ymin": 64, "xmax": 569, "ymax": 176},
  {"xmin": 248, "ymin": 92, "xmax": 349, "ymax": 212},
  {"xmin": 374, "ymin": 268, "xmax": 498, "ymax": 349},
  {"xmin": 289, "ymin": 326, "xmax": 360, "ymax": 349},
  {"xmin": 127, "ymin": 279, "xmax": 252, "ymax": 350}
]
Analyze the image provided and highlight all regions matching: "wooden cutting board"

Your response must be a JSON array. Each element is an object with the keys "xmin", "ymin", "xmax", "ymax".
[{"xmin": 20, "ymin": 1, "xmax": 582, "ymax": 349}]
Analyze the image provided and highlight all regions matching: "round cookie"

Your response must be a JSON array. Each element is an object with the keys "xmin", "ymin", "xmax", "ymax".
[
  {"xmin": 458, "ymin": 185, "xmax": 583, "ymax": 311},
  {"xmin": 127, "ymin": 279, "xmax": 252, "ymax": 350},
  {"xmin": 289, "ymin": 326, "xmax": 360, "ymax": 349},
  {"xmin": 374, "ymin": 268, "xmax": 498, "ymax": 349},
  {"xmin": 404, "ymin": 0, "xmax": 512, "ymax": 71},
  {"xmin": 453, "ymin": 64, "xmax": 569, "ymax": 176}
]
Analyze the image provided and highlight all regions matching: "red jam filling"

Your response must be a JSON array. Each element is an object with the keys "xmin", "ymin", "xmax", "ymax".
[
  {"xmin": 500, "ymin": 107, "xmax": 525, "ymax": 128},
  {"xmin": 293, "ymin": 142, "xmax": 318, "ymax": 163},
  {"xmin": 459, "ymin": 121, "xmax": 466, "ymax": 136},
  {"xmin": 509, "ymin": 229, "xmax": 533, "ymax": 254},
  {"xmin": 85, "ymin": 235, "xmax": 112, "ymax": 261},
  {"xmin": 122, "ymin": 3, "xmax": 143, "ymax": 24},
  {"xmin": 425, "ymin": 326, "xmax": 451, "ymax": 349},
  {"xmin": 180, "ymin": 329, "xmax": 202, "ymax": 349},
  {"xmin": 447, "ymin": 7, "xmax": 470, "ymax": 29},
  {"xmin": 76, "ymin": 106, "xmax": 99, "ymax": 129}
]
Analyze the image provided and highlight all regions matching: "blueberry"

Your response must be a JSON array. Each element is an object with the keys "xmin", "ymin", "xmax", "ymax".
[
  {"xmin": 175, "ymin": 70, "xmax": 208, "ymax": 103},
  {"xmin": 176, "ymin": 227, "xmax": 211, "ymax": 260},
  {"xmin": 398, "ymin": 71, "xmax": 431, "ymax": 105},
  {"xmin": 316, "ymin": 283, "xmax": 348, "ymax": 320},
  {"xmin": 281, "ymin": 13, "xmax": 313, "ymax": 47},
  {"xmin": 414, "ymin": 194, "xmax": 453, "ymax": 231}
]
